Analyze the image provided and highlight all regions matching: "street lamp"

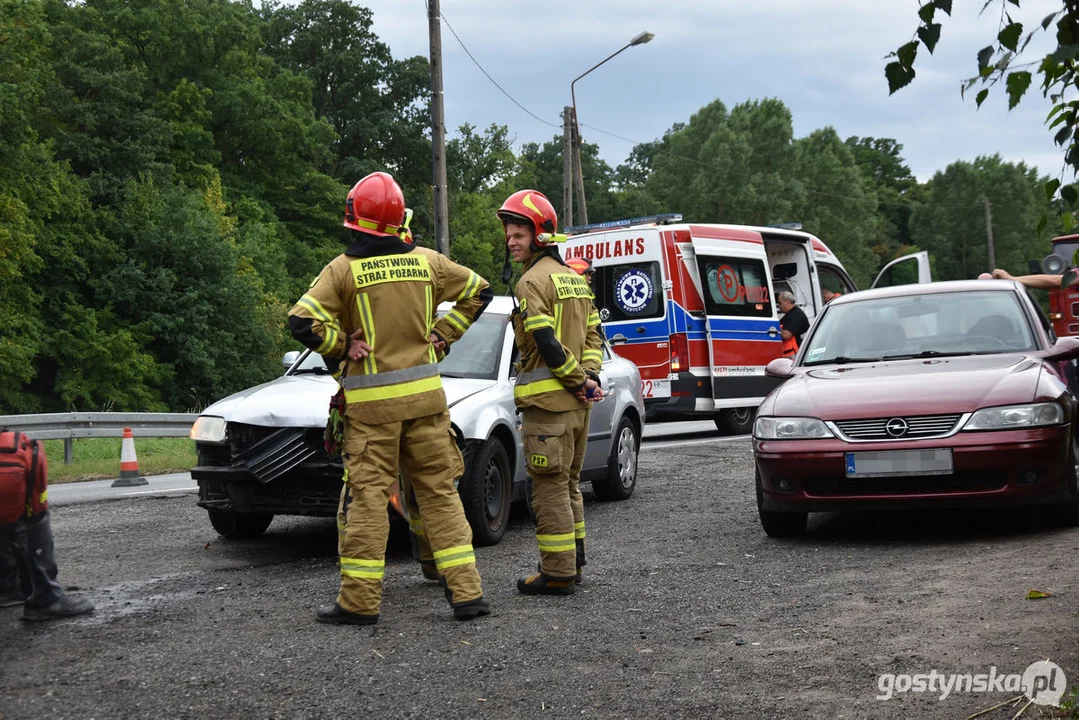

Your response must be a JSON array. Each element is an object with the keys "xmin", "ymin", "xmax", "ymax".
[{"xmin": 569, "ymin": 31, "xmax": 654, "ymax": 226}]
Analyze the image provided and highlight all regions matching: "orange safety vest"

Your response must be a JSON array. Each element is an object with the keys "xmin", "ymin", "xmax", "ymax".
[{"xmin": 781, "ymin": 335, "xmax": 799, "ymax": 357}]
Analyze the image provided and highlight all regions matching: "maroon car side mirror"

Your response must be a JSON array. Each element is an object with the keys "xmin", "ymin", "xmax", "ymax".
[
  {"xmin": 765, "ymin": 357, "xmax": 794, "ymax": 378},
  {"xmin": 1042, "ymin": 336, "xmax": 1079, "ymax": 362}
]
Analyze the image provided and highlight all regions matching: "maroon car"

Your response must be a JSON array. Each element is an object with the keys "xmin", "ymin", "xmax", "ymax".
[{"xmin": 753, "ymin": 279, "xmax": 1079, "ymax": 537}]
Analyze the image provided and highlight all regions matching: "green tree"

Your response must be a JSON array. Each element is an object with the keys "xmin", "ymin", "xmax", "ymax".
[
  {"xmin": 516, "ymin": 135, "xmax": 618, "ymax": 227},
  {"xmin": 259, "ymin": 0, "xmax": 430, "ymax": 247},
  {"xmin": 845, "ymin": 137, "xmax": 923, "ymax": 269},
  {"xmin": 789, "ymin": 128, "xmax": 879, "ymax": 286},
  {"xmin": 910, "ymin": 156, "xmax": 1052, "ymax": 281},
  {"xmin": 887, "ymin": 1, "xmax": 1079, "ymax": 230},
  {"xmin": 0, "ymin": 0, "xmax": 53, "ymax": 412},
  {"xmin": 96, "ymin": 176, "xmax": 281, "ymax": 410}
]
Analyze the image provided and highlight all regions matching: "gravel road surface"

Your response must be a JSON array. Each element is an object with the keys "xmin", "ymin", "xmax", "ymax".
[{"xmin": 2, "ymin": 438, "xmax": 1076, "ymax": 719}]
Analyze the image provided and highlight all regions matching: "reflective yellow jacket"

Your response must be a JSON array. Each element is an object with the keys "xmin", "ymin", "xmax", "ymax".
[
  {"xmin": 289, "ymin": 246, "xmax": 491, "ymax": 424},
  {"xmin": 512, "ymin": 251, "xmax": 605, "ymax": 412}
]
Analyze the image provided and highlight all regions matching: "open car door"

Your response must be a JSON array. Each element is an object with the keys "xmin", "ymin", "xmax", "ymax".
[{"xmin": 871, "ymin": 251, "xmax": 932, "ymax": 289}]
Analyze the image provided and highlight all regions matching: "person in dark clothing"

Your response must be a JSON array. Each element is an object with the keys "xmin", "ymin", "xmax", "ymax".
[{"xmin": 778, "ymin": 291, "xmax": 809, "ymax": 346}]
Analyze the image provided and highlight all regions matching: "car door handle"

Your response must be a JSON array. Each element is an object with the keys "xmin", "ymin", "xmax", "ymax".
[
  {"xmin": 609, "ymin": 334, "xmax": 628, "ymax": 345},
  {"xmin": 767, "ymin": 326, "xmax": 779, "ymax": 337}
]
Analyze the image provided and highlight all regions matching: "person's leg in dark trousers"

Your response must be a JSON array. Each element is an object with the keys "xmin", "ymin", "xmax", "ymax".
[{"xmin": 18, "ymin": 512, "xmax": 94, "ymax": 620}]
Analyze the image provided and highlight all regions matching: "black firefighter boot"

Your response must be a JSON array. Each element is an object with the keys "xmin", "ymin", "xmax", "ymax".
[
  {"xmin": 315, "ymin": 604, "xmax": 378, "ymax": 626},
  {"xmin": 517, "ymin": 571, "xmax": 576, "ymax": 596},
  {"xmin": 441, "ymin": 581, "xmax": 491, "ymax": 621}
]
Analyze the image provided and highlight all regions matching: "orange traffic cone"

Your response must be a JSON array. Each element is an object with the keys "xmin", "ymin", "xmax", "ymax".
[{"xmin": 112, "ymin": 426, "xmax": 148, "ymax": 488}]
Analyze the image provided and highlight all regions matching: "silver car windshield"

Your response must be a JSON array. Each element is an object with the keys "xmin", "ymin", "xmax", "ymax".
[
  {"xmin": 801, "ymin": 290, "xmax": 1037, "ymax": 366},
  {"xmin": 290, "ymin": 313, "xmax": 507, "ymax": 381},
  {"xmin": 437, "ymin": 313, "xmax": 506, "ymax": 380}
]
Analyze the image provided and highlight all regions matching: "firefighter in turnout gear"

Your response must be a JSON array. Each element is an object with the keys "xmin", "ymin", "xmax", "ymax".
[
  {"xmin": 500, "ymin": 189, "xmax": 606, "ymax": 595},
  {"xmin": 289, "ymin": 171, "xmax": 494, "ymax": 624}
]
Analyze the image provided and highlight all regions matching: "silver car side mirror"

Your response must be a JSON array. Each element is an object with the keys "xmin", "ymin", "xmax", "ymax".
[{"xmin": 282, "ymin": 350, "xmax": 301, "ymax": 373}]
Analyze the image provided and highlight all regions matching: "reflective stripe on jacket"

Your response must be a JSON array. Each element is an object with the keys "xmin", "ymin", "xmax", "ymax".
[
  {"xmin": 512, "ymin": 253, "xmax": 606, "ymax": 412},
  {"xmin": 289, "ymin": 247, "xmax": 491, "ymax": 424}
]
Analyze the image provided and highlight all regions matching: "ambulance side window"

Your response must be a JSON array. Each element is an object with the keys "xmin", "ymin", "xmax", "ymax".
[
  {"xmin": 593, "ymin": 262, "xmax": 664, "ymax": 322},
  {"xmin": 697, "ymin": 257, "xmax": 774, "ymax": 318}
]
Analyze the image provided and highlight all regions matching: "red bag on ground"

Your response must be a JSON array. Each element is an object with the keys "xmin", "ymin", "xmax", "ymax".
[{"xmin": 0, "ymin": 432, "xmax": 47, "ymax": 524}]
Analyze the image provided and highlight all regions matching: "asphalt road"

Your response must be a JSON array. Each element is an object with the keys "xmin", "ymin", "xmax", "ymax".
[{"xmin": 3, "ymin": 433, "xmax": 1077, "ymax": 719}]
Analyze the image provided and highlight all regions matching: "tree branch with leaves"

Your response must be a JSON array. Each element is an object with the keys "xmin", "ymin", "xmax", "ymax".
[{"xmin": 886, "ymin": 0, "xmax": 1079, "ymax": 238}]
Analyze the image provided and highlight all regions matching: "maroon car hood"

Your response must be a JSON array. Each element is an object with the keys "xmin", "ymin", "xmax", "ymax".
[{"xmin": 772, "ymin": 355, "xmax": 1044, "ymax": 419}]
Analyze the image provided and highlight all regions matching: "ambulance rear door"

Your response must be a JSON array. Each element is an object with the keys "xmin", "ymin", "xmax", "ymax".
[
  {"xmin": 690, "ymin": 229, "xmax": 783, "ymax": 419},
  {"xmin": 564, "ymin": 227, "xmax": 671, "ymax": 405}
]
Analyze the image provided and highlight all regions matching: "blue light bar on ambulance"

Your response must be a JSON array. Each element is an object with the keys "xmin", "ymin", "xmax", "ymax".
[
  {"xmin": 565, "ymin": 213, "xmax": 682, "ymax": 236},
  {"xmin": 766, "ymin": 222, "xmax": 803, "ymax": 231}
]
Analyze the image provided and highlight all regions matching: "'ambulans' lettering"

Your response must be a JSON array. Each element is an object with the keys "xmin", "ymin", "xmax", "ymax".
[
  {"xmin": 351, "ymin": 254, "xmax": 432, "ymax": 288},
  {"xmin": 551, "ymin": 273, "xmax": 594, "ymax": 300},
  {"xmin": 566, "ymin": 238, "xmax": 646, "ymax": 261}
]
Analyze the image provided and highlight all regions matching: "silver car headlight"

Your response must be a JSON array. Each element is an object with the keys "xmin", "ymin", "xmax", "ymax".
[
  {"xmin": 961, "ymin": 402, "xmax": 1065, "ymax": 431},
  {"xmin": 754, "ymin": 416, "xmax": 835, "ymax": 440},
  {"xmin": 190, "ymin": 415, "xmax": 227, "ymax": 444}
]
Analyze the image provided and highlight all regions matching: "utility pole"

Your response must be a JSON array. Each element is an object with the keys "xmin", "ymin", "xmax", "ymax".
[
  {"xmin": 572, "ymin": 108, "xmax": 588, "ymax": 226},
  {"xmin": 562, "ymin": 107, "xmax": 574, "ymax": 228},
  {"xmin": 428, "ymin": 0, "xmax": 450, "ymax": 255},
  {"xmin": 983, "ymin": 197, "xmax": 995, "ymax": 271}
]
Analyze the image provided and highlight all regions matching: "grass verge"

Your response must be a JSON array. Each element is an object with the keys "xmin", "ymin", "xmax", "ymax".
[{"xmin": 43, "ymin": 437, "xmax": 197, "ymax": 484}]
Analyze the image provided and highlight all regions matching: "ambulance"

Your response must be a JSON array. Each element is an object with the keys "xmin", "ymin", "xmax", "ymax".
[{"xmin": 561, "ymin": 214, "xmax": 930, "ymax": 433}]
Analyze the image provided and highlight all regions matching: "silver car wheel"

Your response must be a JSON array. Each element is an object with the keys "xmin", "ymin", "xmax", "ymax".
[{"xmin": 617, "ymin": 425, "xmax": 637, "ymax": 490}]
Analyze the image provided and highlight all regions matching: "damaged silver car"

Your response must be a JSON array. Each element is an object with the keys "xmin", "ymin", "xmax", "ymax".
[{"xmin": 189, "ymin": 296, "xmax": 645, "ymax": 546}]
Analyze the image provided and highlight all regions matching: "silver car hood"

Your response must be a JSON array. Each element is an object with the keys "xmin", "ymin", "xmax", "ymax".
[{"xmin": 200, "ymin": 373, "xmax": 497, "ymax": 428}]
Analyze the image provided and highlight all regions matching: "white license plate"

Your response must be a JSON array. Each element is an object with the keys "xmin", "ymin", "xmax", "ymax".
[
  {"xmin": 641, "ymin": 379, "xmax": 670, "ymax": 399},
  {"xmin": 844, "ymin": 449, "xmax": 953, "ymax": 478}
]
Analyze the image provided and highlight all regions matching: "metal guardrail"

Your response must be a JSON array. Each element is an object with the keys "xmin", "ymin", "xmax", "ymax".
[{"xmin": 0, "ymin": 412, "xmax": 198, "ymax": 464}]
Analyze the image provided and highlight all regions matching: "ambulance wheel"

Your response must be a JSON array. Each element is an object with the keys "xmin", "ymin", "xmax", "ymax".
[
  {"xmin": 715, "ymin": 407, "xmax": 755, "ymax": 435},
  {"xmin": 460, "ymin": 438, "xmax": 512, "ymax": 547},
  {"xmin": 207, "ymin": 509, "xmax": 273, "ymax": 539},
  {"xmin": 593, "ymin": 415, "xmax": 639, "ymax": 501}
]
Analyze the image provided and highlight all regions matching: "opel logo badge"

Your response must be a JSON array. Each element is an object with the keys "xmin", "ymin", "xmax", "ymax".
[{"xmin": 885, "ymin": 418, "xmax": 909, "ymax": 437}]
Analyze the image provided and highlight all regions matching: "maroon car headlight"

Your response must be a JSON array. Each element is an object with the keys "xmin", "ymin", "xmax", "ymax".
[
  {"xmin": 961, "ymin": 402, "xmax": 1065, "ymax": 431},
  {"xmin": 753, "ymin": 416, "xmax": 835, "ymax": 440}
]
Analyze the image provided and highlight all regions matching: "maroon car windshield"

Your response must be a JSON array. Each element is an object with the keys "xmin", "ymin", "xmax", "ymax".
[{"xmin": 801, "ymin": 290, "xmax": 1037, "ymax": 365}]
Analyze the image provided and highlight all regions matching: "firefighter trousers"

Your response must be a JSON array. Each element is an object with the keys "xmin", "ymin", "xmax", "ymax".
[
  {"xmin": 338, "ymin": 409, "xmax": 481, "ymax": 616},
  {"xmin": 337, "ymin": 474, "xmax": 434, "ymax": 572},
  {"xmin": 523, "ymin": 405, "xmax": 590, "ymax": 579}
]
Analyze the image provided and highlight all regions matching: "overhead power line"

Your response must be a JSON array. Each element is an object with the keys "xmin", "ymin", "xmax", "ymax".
[
  {"xmin": 434, "ymin": 7, "xmax": 976, "ymax": 209},
  {"xmin": 439, "ymin": 10, "xmax": 560, "ymax": 129}
]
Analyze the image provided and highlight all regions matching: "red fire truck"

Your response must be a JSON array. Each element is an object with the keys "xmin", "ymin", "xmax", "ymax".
[{"xmin": 1041, "ymin": 233, "xmax": 1079, "ymax": 338}]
